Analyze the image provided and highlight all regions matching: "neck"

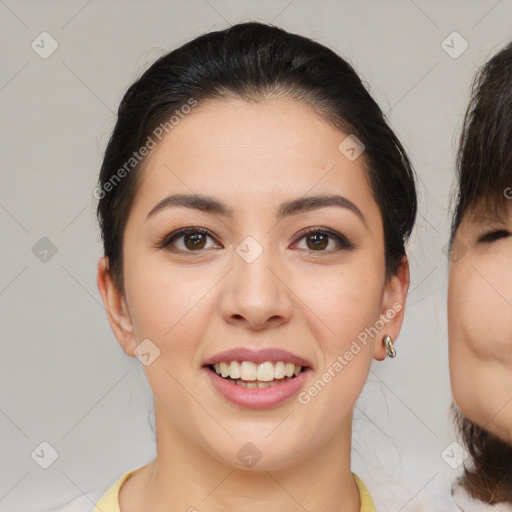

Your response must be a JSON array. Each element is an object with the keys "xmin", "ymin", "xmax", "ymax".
[{"xmin": 123, "ymin": 404, "xmax": 361, "ymax": 512}]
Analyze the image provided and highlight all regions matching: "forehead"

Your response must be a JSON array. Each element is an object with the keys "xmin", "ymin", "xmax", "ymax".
[
  {"xmin": 462, "ymin": 198, "xmax": 512, "ymax": 228},
  {"xmin": 132, "ymin": 97, "xmax": 378, "ymax": 220}
]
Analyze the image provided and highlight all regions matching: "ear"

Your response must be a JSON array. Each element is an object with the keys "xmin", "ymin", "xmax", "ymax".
[
  {"xmin": 373, "ymin": 256, "xmax": 410, "ymax": 361},
  {"xmin": 96, "ymin": 257, "xmax": 136, "ymax": 357}
]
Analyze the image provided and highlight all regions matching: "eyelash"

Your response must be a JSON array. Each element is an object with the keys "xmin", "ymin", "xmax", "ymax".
[
  {"xmin": 478, "ymin": 230, "xmax": 510, "ymax": 243},
  {"xmin": 157, "ymin": 226, "xmax": 355, "ymax": 254}
]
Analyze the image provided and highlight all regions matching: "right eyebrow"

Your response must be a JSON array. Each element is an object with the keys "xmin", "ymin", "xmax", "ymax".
[{"xmin": 146, "ymin": 194, "xmax": 234, "ymax": 222}]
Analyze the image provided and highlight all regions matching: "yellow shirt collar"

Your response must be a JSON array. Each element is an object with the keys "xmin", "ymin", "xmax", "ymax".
[{"xmin": 95, "ymin": 469, "xmax": 376, "ymax": 512}]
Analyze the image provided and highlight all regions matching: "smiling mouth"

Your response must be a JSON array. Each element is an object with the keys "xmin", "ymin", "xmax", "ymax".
[{"xmin": 206, "ymin": 361, "xmax": 308, "ymax": 389}]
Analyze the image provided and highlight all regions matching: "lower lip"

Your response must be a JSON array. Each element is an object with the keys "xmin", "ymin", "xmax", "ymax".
[{"xmin": 203, "ymin": 367, "xmax": 311, "ymax": 409}]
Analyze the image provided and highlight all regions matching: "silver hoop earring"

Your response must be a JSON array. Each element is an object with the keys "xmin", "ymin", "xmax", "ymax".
[{"xmin": 383, "ymin": 335, "xmax": 396, "ymax": 358}]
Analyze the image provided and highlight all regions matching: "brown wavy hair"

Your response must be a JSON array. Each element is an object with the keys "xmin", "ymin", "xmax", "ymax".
[{"xmin": 449, "ymin": 41, "xmax": 512, "ymax": 504}]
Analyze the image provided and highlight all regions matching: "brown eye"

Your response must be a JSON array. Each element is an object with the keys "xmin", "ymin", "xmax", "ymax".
[
  {"xmin": 182, "ymin": 232, "xmax": 208, "ymax": 250},
  {"xmin": 160, "ymin": 228, "xmax": 219, "ymax": 252},
  {"xmin": 306, "ymin": 232, "xmax": 329, "ymax": 251},
  {"xmin": 294, "ymin": 228, "xmax": 355, "ymax": 252}
]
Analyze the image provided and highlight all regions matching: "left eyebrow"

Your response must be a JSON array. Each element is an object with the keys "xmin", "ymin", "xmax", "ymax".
[
  {"xmin": 145, "ymin": 193, "xmax": 367, "ymax": 228},
  {"xmin": 277, "ymin": 195, "xmax": 367, "ymax": 227}
]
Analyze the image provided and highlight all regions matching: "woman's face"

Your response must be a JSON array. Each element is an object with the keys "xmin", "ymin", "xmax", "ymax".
[
  {"xmin": 98, "ymin": 96, "xmax": 408, "ymax": 469},
  {"xmin": 448, "ymin": 204, "xmax": 512, "ymax": 444}
]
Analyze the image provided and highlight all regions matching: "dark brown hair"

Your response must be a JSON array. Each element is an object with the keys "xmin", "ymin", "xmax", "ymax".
[
  {"xmin": 96, "ymin": 21, "xmax": 417, "ymax": 295},
  {"xmin": 450, "ymin": 41, "xmax": 512, "ymax": 245},
  {"xmin": 450, "ymin": 41, "xmax": 512, "ymax": 504},
  {"xmin": 452, "ymin": 405, "xmax": 512, "ymax": 503}
]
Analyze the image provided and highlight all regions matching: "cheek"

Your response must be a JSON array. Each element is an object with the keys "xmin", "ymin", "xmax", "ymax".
[
  {"xmin": 125, "ymin": 264, "xmax": 214, "ymax": 420},
  {"xmin": 125, "ymin": 256, "xmax": 213, "ymax": 360},
  {"xmin": 336, "ymin": 252, "xmax": 384, "ymax": 316},
  {"xmin": 449, "ymin": 258, "xmax": 512, "ymax": 362},
  {"xmin": 306, "ymin": 256, "xmax": 384, "ymax": 359},
  {"xmin": 449, "ymin": 254, "xmax": 512, "ymax": 443},
  {"xmin": 296, "ymin": 266, "xmax": 381, "ymax": 432}
]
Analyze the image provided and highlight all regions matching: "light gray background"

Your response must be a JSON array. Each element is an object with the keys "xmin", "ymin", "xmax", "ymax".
[{"xmin": 1, "ymin": 1, "xmax": 511, "ymax": 511}]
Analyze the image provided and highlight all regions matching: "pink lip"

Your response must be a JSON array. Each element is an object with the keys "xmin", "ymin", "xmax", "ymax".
[
  {"xmin": 202, "ymin": 347, "xmax": 313, "ymax": 368},
  {"xmin": 203, "ymin": 366, "xmax": 312, "ymax": 409}
]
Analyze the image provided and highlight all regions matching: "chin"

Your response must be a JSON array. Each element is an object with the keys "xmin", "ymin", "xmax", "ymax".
[{"xmin": 487, "ymin": 418, "xmax": 512, "ymax": 447}]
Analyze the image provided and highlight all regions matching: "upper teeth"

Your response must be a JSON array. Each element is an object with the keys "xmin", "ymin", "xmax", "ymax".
[{"xmin": 213, "ymin": 361, "xmax": 302, "ymax": 381}]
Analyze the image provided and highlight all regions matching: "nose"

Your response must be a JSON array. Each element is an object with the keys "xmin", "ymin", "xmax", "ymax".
[{"xmin": 219, "ymin": 240, "xmax": 293, "ymax": 331}]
